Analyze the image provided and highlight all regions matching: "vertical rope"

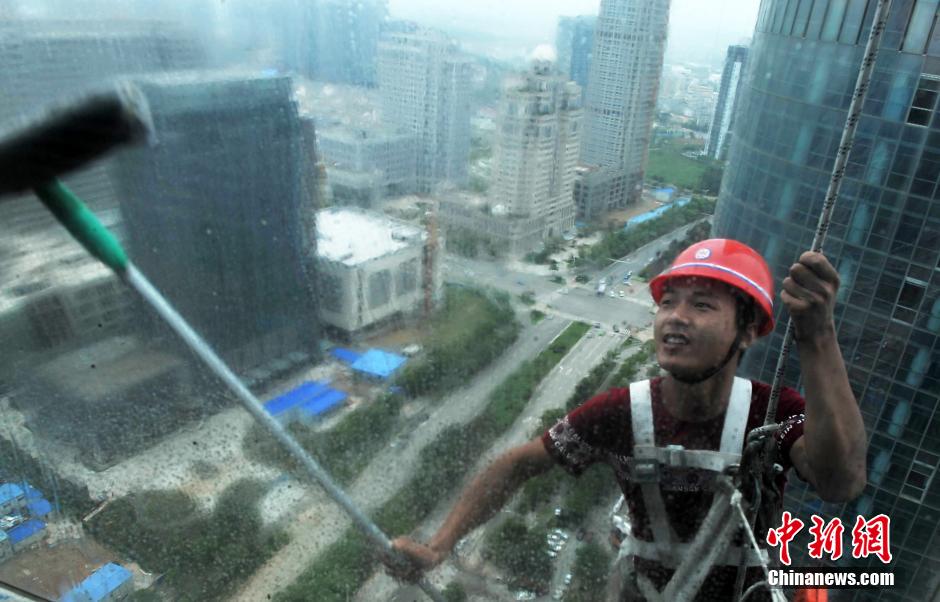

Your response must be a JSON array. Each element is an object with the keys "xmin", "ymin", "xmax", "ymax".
[{"xmin": 762, "ymin": 0, "xmax": 893, "ymax": 428}]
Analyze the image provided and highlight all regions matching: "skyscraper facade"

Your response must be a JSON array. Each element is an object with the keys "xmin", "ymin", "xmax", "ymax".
[
  {"xmin": 578, "ymin": 0, "xmax": 670, "ymax": 212},
  {"xmin": 556, "ymin": 15, "xmax": 596, "ymax": 89},
  {"xmin": 705, "ymin": 45, "xmax": 748, "ymax": 160},
  {"xmin": 113, "ymin": 73, "xmax": 321, "ymax": 377},
  {"xmin": 377, "ymin": 28, "xmax": 472, "ymax": 192},
  {"xmin": 491, "ymin": 59, "xmax": 582, "ymax": 252},
  {"xmin": 714, "ymin": 1, "xmax": 940, "ymax": 599}
]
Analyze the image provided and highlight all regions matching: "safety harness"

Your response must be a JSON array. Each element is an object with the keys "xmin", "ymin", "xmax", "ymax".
[{"xmin": 616, "ymin": 377, "xmax": 779, "ymax": 602}]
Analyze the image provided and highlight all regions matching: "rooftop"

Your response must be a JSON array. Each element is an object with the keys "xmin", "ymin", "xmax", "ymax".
[
  {"xmin": 7, "ymin": 519, "xmax": 44, "ymax": 544},
  {"xmin": 0, "ymin": 483, "xmax": 24, "ymax": 505},
  {"xmin": 317, "ymin": 207, "xmax": 424, "ymax": 266},
  {"xmin": 38, "ymin": 335, "xmax": 185, "ymax": 402},
  {"xmin": 61, "ymin": 562, "xmax": 132, "ymax": 602}
]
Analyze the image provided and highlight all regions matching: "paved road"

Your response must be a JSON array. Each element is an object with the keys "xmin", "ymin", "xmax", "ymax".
[
  {"xmin": 357, "ymin": 331, "xmax": 626, "ymax": 602},
  {"xmin": 445, "ymin": 217, "xmax": 710, "ymax": 331},
  {"xmin": 233, "ymin": 317, "xmax": 569, "ymax": 602}
]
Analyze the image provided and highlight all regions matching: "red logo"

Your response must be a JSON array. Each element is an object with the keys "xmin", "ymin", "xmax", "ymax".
[
  {"xmin": 808, "ymin": 516, "xmax": 844, "ymax": 561},
  {"xmin": 766, "ymin": 511, "xmax": 804, "ymax": 565},
  {"xmin": 767, "ymin": 513, "xmax": 893, "ymax": 565},
  {"xmin": 851, "ymin": 514, "xmax": 892, "ymax": 564}
]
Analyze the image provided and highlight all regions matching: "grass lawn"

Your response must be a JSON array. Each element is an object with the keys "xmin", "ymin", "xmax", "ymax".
[{"xmin": 645, "ymin": 147, "xmax": 707, "ymax": 190}]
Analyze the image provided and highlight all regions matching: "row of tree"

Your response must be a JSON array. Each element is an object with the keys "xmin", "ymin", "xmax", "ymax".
[
  {"xmin": 275, "ymin": 321, "xmax": 590, "ymax": 602},
  {"xmin": 86, "ymin": 479, "xmax": 288, "ymax": 601},
  {"xmin": 581, "ymin": 196, "xmax": 716, "ymax": 267}
]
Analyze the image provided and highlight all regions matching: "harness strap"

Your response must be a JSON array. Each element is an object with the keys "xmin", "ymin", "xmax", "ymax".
[
  {"xmin": 632, "ymin": 445, "xmax": 742, "ymax": 473},
  {"xmin": 721, "ymin": 377, "xmax": 753, "ymax": 454},
  {"xmin": 630, "ymin": 380, "xmax": 679, "ymax": 565},
  {"xmin": 625, "ymin": 535, "xmax": 769, "ymax": 568}
]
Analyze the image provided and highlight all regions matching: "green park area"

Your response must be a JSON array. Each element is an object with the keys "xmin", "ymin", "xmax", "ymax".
[{"xmin": 645, "ymin": 137, "xmax": 723, "ymax": 194}]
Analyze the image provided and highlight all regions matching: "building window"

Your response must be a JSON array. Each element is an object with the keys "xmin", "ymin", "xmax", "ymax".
[
  {"xmin": 902, "ymin": 0, "xmax": 939, "ymax": 52},
  {"xmin": 368, "ymin": 269, "xmax": 391, "ymax": 309},
  {"xmin": 901, "ymin": 458, "xmax": 937, "ymax": 502},
  {"xmin": 907, "ymin": 76, "xmax": 940, "ymax": 127},
  {"xmin": 396, "ymin": 259, "xmax": 418, "ymax": 296}
]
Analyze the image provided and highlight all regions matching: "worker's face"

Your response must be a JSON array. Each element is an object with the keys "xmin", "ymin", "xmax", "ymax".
[{"xmin": 653, "ymin": 278, "xmax": 754, "ymax": 380}]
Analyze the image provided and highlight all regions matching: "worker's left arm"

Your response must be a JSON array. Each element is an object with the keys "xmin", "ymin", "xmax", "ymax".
[{"xmin": 782, "ymin": 251, "xmax": 867, "ymax": 502}]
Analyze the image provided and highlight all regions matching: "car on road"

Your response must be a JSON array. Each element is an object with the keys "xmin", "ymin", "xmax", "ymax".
[
  {"xmin": 547, "ymin": 549, "xmax": 558, "ymax": 558},
  {"xmin": 613, "ymin": 325, "xmax": 620, "ymax": 333},
  {"xmin": 619, "ymin": 290, "xmax": 625, "ymax": 298},
  {"xmin": 564, "ymin": 573, "xmax": 573, "ymax": 585},
  {"xmin": 608, "ymin": 291, "xmax": 616, "ymax": 298},
  {"xmin": 593, "ymin": 322, "xmax": 601, "ymax": 329}
]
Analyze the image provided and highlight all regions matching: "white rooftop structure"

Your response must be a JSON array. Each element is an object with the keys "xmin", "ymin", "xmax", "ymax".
[{"xmin": 316, "ymin": 207, "xmax": 425, "ymax": 266}]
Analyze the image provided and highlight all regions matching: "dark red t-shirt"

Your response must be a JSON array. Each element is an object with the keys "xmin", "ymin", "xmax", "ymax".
[{"xmin": 541, "ymin": 376, "xmax": 807, "ymax": 601}]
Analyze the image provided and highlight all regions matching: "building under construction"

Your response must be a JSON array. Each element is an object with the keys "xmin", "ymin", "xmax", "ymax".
[{"xmin": 315, "ymin": 207, "xmax": 442, "ymax": 338}]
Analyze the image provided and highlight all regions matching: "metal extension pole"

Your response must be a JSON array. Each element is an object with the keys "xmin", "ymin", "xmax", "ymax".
[
  {"xmin": 762, "ymin": 0, "xmax": 893, "ymax": 427},
  {"xmin": 33, "ymin": 182, "xmax": 445, "ymax": 602}
]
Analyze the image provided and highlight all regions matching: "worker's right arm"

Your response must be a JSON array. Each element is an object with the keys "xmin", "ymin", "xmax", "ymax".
[{"xmin": 389, "ymin": 437, "xmax": 554, "ymax": 579}]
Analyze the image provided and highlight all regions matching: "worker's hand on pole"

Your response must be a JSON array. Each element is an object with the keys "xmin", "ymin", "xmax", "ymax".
[
  {"xmin": 385, "ymin": 537, "xmax": 446, "ymax": 582},
  {"xmin": 780, "ymin": 251, "xmax": 840, "ymax": 343}
]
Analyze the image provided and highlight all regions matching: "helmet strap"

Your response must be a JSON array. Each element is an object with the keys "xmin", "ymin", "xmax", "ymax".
[{"xmin": 669, "ymin": 329, "xmax": 744, "ymax": 385}]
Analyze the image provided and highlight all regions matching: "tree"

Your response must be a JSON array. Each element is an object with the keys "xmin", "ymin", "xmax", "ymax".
[
  {"xmin": 698, "ymin": 163, "xmax": 724, "ymax": 194},
  {"xmin": 443, "ymin": 582, "xmax": 468, "ymax": 602},
  {"xmin": 568, "ymin": 542, "xmax": 613, "ymax": 602}
]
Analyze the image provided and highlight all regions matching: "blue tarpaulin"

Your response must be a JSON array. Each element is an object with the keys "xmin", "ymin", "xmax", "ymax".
[
  {"xmin": 264, "ymin": 381, "xmax": 346, "ymax": 420},
  {"xmin": 27, "ymin": 499, "xmax": 52, "ymax": 517},
  {"xmin": 299, "ymin": 389, "xmax": 347, "ymax": 418},
  {"xmin": 264, "ymin": 381, "xmax": 330, "ymax": 417},
  {"xmin": 331, "ymin": 348, "xmax": 362, "ymax": 364},
  {"xmin": 8, "ymin": 519, "xmax": 44, "ymax": 544},
  {"xmin": 0, "ymin": 483, "xmax": 23, "ymax": 505},
  {"xmin": 23, "ymin": 483, "xmax": 43, "ymax": 501},
  {"xmin": 61, "ymin": 562, "xmax": 132, "ymax": 602},
  {"xmin": 351, "ymin": 349, "xmax": 406, "ymax": 380},
  {"xmin": 624, "ymin": 196, "xmax": 691, "ymax": 230}
]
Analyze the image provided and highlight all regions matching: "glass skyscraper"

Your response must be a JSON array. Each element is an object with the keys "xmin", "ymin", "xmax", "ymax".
[{"xmin": 714, "ymin": 1, "xmax": 940, "ymax": 600}]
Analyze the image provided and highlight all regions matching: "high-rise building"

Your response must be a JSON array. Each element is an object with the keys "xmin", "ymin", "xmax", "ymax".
[
  {"xmin": 314, "ymin": 0, "xmax": 388, "ymax": 85},
  {"xmin": 377, "ymin": 28, "xmax": 472, "ymax": 192},
  {"xmin": 318, "ymin": 127, "xmax": 418, "ymax": 207},
  {"xmin": 113, "ymin": 73, "xmax": 321, "ymax": 377},
  {"xmin": 715, "ymin": 1, "xmax": 940, "ymax": 600},
  {"xmin": 489, "ymin": 59, "xmax": 582, "ymax": 253},
  {"xmin": 556, "ymin": 16, "xmax": 596, "ymax": 89},
  {"xmin": 0, "ymin": 20, "xmax": 204, "ymax": 369},
  {"xmin": 705, "ymin": 45, "xmax": 748, "ymax": 160},
  {"xmin": 578, "ymin": 0, "xmax": 670, "ymax": 213}
]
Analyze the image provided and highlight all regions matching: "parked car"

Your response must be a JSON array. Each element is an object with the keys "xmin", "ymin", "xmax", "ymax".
[{"xmin": 564, "ymin": 573, "xmax": 573, "ymax": 585}]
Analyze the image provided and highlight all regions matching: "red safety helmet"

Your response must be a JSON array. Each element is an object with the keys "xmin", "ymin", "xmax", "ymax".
[{"xmin": 649, "ymin": 239, "xmax": 775, "ymax": 336}]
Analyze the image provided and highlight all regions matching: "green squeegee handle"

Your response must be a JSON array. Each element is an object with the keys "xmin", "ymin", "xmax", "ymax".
[{"xmin": 34, "ymin": 179, "xmax": 128, "ymax": 272}]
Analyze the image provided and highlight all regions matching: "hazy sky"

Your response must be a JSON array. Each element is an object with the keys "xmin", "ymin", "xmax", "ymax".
[{"xmin": 388, "ymin": 0, "xmax": 762, "ymax": 66}]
